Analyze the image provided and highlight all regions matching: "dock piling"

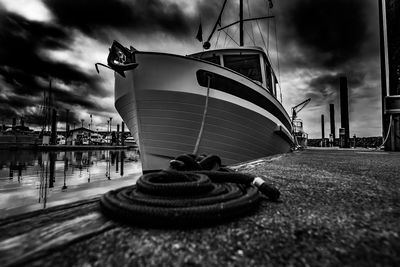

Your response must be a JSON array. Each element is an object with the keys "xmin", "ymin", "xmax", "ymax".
[
  {"xmin": 121, "ymin": 122, "xmax": 125, "ymax": 146},
  {"xmin": 50, "ymin": 109, "xmax": 57, "ymax": 145},
  {"xmin": 330, "ymin": 104, "xmax": 335, "ymax": 144},
  {"xmin": 340, "ymin": 77, "xmax": 350, "ymax": 148},
  {"xmin": 321, "ymin": 114, "xmax": 325, "ymax": 147}
]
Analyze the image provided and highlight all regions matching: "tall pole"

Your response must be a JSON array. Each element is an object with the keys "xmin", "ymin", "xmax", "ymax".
[
  {"xmin": 382, "ymin": 0, "xmax": 400, "ymax": 150},
  {"xmin": 329, "ymin": 104, "xmax": 335, "ymax": 141},
  {"xmin": 90, "ymin": 114, "xmax": 93, "ymax": 131},
  {"xmin": 340, "ymin": 77, "xmax": 350, "ymax": 148},
  {"xmin": 321, "ymin": 114, "xmax": 325, "ymax": 147},
  {"xmin": 50, "ymin": 109, "xmax": 57, "ymax": 145},
  {"xmin": 121, "ymin": 122, "xmax": 125, "ymax": 146},
  {"xmin": 240, "ymin": 0, "xmax": 244, "ymax": 46},
  {"xmin": 379, "ymin": 0, "xmax": 389, "ymax": 149},
  {"xmin": 47, "ymin": 80, "xmax": 52, "ymax": 132},
  {"xmin": 66, "ymin": 109, "xmax": 69, "ymax": 138},
  {"xmin": 117, "ymin": 124, "xmax": 120, "ymax": 146}
]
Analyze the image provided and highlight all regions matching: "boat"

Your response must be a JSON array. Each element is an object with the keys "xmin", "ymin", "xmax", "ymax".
[
  {"xmin": 101, "ymin": 0, "xmax": 294, "ymax": 171},
  {"xmin": 56, "ymin": 135, "xmax": 66, "ymax": 145},
  {"xmin": 124, "ymin": 136, "xmax": 138, "ymax": 148},
  {"xmin": 0, "ymin": 122, "xmax": 40, "ymax": 148},
  {"xmin": 89, "ymin": 133, "xmax": 103, "ymax": 145}
]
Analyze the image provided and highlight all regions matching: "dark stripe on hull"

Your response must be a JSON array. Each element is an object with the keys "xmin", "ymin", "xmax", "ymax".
[
  {"xmin": 197, "ymin": 70, "xmax": 292, "ymax": 130},
  {"xmin": 116, "ymin": 90, "xmax": 291, "ymax": 170}
]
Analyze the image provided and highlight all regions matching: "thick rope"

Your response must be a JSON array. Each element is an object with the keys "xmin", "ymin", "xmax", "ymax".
[
  {"xmin": 100, "ymin": 154, "xmax": 280, "ymax": 228},
  {"xmin": 193, "ymin": 75, "xmax": 211, "ymax": 155}
]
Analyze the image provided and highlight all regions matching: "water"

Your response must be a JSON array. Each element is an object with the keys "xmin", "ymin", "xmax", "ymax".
[{"xmin": 0, "ymin": 149, "xmax": 142, "ymax": 217}]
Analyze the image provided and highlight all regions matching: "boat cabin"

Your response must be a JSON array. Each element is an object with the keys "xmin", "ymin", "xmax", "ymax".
[{"xmin": 190, "ymin": 47, "xmax": 279, "ymax": 98}]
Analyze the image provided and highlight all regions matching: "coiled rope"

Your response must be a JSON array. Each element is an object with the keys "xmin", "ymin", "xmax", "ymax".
[{"xmin": 100, "ymin": 154, "xmax": 280, "ymax": 227}]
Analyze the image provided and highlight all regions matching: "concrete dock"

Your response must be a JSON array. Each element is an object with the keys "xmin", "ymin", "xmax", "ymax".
[{"xmin": 0, "ymin": 148, "xmax": 399, "ymax": 266}]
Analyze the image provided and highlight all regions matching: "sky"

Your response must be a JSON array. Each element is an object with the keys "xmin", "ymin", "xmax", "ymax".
[{"xmin": 0, "ymin": 0, "xmax": 383, "ymax": 138}]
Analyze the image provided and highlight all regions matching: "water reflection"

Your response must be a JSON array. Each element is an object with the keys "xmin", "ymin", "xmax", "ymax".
[{"xmin": 0, "ymin": 149, "xmax": 141, "ymax": 213}]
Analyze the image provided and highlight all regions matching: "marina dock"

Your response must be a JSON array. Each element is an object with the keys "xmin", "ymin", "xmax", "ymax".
[
  {"xmin": 0, "ymin": 144, "xmax": 133, "ymax": 150},
  {"xmin": 0, "ymin": 148, "xmax": 399, "ymax": 266}
]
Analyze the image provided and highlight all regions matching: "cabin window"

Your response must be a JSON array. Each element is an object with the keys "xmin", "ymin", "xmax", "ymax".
[
  {"xmin": 202, "ymin": 55, "xmax": 221, "ymax": 65},
  {"xmin": 223, "ymin": 54, "xmax": 262, "ymax": 82}
]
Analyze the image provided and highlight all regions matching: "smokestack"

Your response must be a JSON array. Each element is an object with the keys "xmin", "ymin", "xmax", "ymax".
[
  {"xmin": 340, "ymin": 77, "xmax": 350, "ymax": 148},
  {"xmin": 20, "ymin": 117, "xmax": 24, "ymax": 127},
  {"xmin": 330, "ymin": 104, "xmax": 335, "ymax": 141}
]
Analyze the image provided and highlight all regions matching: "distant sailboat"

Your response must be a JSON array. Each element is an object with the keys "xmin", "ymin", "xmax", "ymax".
[{"xmin": 101, "ymin": 0, "xmax": 294, "ymax": 171}]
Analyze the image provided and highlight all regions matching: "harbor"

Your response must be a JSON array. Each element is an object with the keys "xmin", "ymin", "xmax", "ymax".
[
  {"xmin": 0, "ymin": 116, "xmax": 138, "ymax": 150},
  {"xmin": 0, "ymin": 149, "xmax": 141, "ymax": 218},
  {"xmin": 0, "ymin": 148, "xmax": 399, "ymax": 266}
]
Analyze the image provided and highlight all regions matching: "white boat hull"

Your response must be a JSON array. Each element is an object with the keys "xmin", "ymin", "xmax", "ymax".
[{"xmin": 114, "ymin": 52, "xmax": 293, "ymax": 171}]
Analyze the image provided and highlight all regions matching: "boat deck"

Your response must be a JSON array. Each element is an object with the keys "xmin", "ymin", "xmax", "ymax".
[{"xmin": 1, "ymin": 148, "xmax": 399, "ymax": 266}]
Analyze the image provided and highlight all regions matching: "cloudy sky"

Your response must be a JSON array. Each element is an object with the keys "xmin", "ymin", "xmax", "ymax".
[{"xmin": 0, "ymin": 0, "xmax": 382, "ymax": 138}]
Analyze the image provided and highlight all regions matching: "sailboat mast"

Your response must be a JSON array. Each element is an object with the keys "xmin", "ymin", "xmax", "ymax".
[{"xmin": 239, "ymin": 0, "xmax": 244, "ymax": 46}]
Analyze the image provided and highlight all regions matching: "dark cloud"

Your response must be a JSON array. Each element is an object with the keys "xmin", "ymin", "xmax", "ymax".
[
  {"xmin": 273, "ymin": 0, "xmax": 380, "ymax": 136},
  {"xmin": 44, "ymin": 0, "xmax": 201, "ymax": 41},
  {"xmin": 305, "ymin": 71, "xmax": 367, "ymax": 105},
  {"xmin": 309, "ymin": 72, "xmax": 366, "ymax": 91},
  {"xmin": 0, "ymin": 12, "xmax": 70, "ymax": 68},
  {"xmin": 0, "ymin": 12, "xmax": 107, "ymax": 91},
  {"xmin": 0, "ymin": 10, "xmax": 108, "ymax": 125},
  {"xmin": 278, "ymin": 0, "xmax": 376, "ymax": 69},
  {"xmin": 0, "ymin": 0, "xmax": 218, "ymax": 129}
]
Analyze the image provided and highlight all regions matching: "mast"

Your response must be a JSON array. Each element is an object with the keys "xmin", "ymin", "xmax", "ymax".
[
  {"xmin": 378, "ymin": 0, "xmax": 389, "ymax": 147},
  {"xmin": 240, "ymin": 0, "xmax": 244, "ymax": 46},
  {"xmin": 204, "ymin": 0, "xmax": 273, "ymax": 49}
]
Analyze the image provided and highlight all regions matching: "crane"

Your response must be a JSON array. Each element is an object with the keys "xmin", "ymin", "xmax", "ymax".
[
  {"xmin": 291, "ymin": 98, "xmax": 311, "ymax": 149},
  {"xmin": 291, "ymin": 98, "xmax": 311, "ymax": 122}
]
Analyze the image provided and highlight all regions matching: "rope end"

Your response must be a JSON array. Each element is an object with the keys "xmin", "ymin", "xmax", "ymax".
[{"xmin": 252, "ymin": 177, "xmax": 280, "ymax": 201}]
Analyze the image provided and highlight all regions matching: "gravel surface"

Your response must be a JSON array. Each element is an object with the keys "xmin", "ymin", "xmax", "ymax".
[{"xmin": 2, "ymin": 149, "xmax": 400, "ymax": 266}]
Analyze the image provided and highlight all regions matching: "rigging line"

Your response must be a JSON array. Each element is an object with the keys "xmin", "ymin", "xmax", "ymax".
[
  {"xmin": 223, "ymin": 27, "xmax": 240, "ymax": 47},
  {"xmin": 223, "ymin": 27, "xmax": 229, "ymax": 47},
  {"xmin": 205, "ymin": 0, "xmax": 228, "ymax": 44},
  {"xmin": 215, "ymin": 30, "xmax": 221, "ymax": 48},
  {"xmin": 266, "ymin": 0, "xmax": 270, "ymax": 52},
  {"xmin": 246, "ymin": 0, "xmax": 256, "ymax": 46},
  {"xmin": 256, "ymin": 19, "xmax": 268, "ymax": 55},
  {"xmin": 245, "ymin": 28, "xmax": 256, "ymax": 45},
  {"xmin": 274, "ymin": 17, "xmax": 282, "ymax": 103}
]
